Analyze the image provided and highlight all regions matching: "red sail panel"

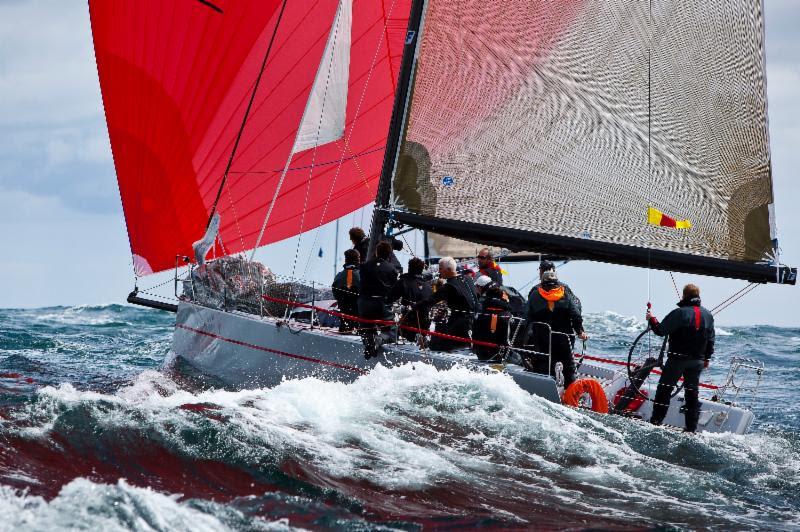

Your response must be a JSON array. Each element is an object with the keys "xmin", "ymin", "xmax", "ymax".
[{"xmin": 90, "ymin": 0, "xmax": 410, "ymax": 275}]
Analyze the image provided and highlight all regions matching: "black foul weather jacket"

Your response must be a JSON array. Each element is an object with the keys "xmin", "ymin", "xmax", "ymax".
[
  {"xmin": 332, "ymin": 265, "xmax": 360, "ymax": 308},
  {"xmin": 389, "ymin": 273, "xmax": 433, "ymax": 307},
  {"xmin": 473, "ymin": 296, "xmax": 512, "ymax": 360},
  {"xmin": 526, "ymin": 283, "xmax": 584, "ymax": 351},
  {"xmin": 425, "ymin": 275, "xmax": 478, "ymax": 331},
  {"xmin": 353, "ymin": 238, "xmax": 369, "ymax": 264},
  {"xmin": 389, "ymin": 273, "xmax": 433, "ymax": 338},
  {"xmin": 649, "ymin": 297, "xmax": 715, "ymax": 361},
  {"xmin": 428, "ymin": 275, "xmax": 479, "ymax": 316},
  {"xmin": 358, "ymin": 257, "xmax": 399, "ymax": 320},
  {"xmin": 352, "ymin": 237, "xmax": 402, "ymax": 273},
  {"xmin": 526, "ymin": 284, "xmax": 583, "ymax": 334}
]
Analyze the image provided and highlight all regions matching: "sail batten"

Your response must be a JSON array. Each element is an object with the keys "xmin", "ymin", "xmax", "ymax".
[{"xmin": 388, "ymin": 0, "xmax": 793, "ymax": 283}]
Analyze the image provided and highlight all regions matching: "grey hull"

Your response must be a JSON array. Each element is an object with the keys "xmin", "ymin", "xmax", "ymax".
[{"xmin": 172, "ymin": 301, "xmax": 753, "ymax": 434}]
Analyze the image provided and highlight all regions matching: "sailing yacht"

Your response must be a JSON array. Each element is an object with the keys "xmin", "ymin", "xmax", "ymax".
[{"xmin": 89, "ymin": 0, "xmax": 795, "ymax": 434}]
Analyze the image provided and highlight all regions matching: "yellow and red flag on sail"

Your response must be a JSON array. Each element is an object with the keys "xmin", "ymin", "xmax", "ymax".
[{"xmin": 648, "ymin": 207, "xmax": 691, "ymax": 229}]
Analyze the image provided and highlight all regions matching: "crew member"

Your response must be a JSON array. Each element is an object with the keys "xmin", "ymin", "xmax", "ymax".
[
  {"xmin": 388, "ymin": 257, "xmax": 433, "ymax": 341},
  {"xmin": 473, "ymin": 284, "xmax": 512, "ymax": 361},
  {"xmin": 525, "ymin": 268, "xmax": 587, "ymax": 387},
  {"xmin": 474, "ymin": 275, "xmax": 495, "ymax": 304},
  {"xmin": 538, "ymin": 260, "xmax": 581, "ymax": 312},
  {"xmin": 357, "ymin": 241, "xmax": 399, "ymax": 358},
  {"xmin": 421, "ymin": 256, "xmax": 479, "ymax": 352},
  {"xmin": 646, "ymin": 283, "xmax": 715, "ymax": 433},
  {"xmin": 477, "ymin": 248, "xmax": 503, "ymax": 285},
  {"xmin": 349, "ymin": 227, "xmax": 369, "ymax": 264},
  {"xmin": 331, "ymin": 249, "xmax": 361, "ymax": 333},
  {"xmin": 349, "ymin": 226, "xmax": 403, "ymax": 273}
]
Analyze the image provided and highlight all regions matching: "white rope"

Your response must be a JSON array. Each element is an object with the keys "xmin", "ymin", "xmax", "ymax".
[
  {"xmin": 249, "ymin": 139, "xmax": 300, "ymax": 261},
  {"xmin": 297, "ymin": 0, "xmax": 401, "ymax": 279}
]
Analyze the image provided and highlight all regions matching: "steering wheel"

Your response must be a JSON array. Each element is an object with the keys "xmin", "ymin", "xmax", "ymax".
[{"xmin": 627, "ymin": 327, "xmax": 683, "ymax": 400}]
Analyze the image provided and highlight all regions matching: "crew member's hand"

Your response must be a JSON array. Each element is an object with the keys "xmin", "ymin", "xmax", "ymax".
[
  {"xmin": 645, "ymin": 310, "xmax": 654, "ymax": 321},
  {"xmin": 578, "ymin": 331, "xmax": 589, "ymax": 341},
  {"xmin": 704, "ymin": 359, "xmax": 710, "ymax": 369}
]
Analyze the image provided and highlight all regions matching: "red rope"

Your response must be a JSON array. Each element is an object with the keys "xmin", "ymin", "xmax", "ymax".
[
  {"xmin": 262, "ymin": 294, "xmax": 499, "ymax": 348},
  {"xmin": 581, "ymin": 355, "xmax": 719, "ymax": 390},
  {"xmin": 262, "ymin": 295, "xmax": 720, "ymax": 390}
]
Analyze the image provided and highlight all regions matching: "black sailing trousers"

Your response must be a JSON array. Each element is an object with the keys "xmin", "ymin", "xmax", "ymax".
[
  {"xmin": 357, "ymin": 297, "xmax": 395, "ymax": 358},
  {"xmin": 650, "ymin": 358, "xmax": 704, "ymax": 432}
]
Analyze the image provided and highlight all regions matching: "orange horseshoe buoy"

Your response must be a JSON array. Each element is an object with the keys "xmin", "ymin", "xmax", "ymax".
[{"xmin": 562, "ymin": 378, "xmax": 609, "ymax": 414}]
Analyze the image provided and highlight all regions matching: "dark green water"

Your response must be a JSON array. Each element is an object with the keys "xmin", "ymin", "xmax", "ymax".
[{"xmin": 0, "ymin": 305, "xmax": 798, "ymax": 530}]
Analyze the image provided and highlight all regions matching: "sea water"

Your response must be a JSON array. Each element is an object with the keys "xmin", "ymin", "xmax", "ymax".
[{"xmin": 0, "ymin": 305, "xmax": 798, "ymax": 530}]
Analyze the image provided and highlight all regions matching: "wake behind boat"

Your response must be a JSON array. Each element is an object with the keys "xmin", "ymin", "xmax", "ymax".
[{"xmin": 89, "ymin": 0, "xmax": 795, "ymax": 437}]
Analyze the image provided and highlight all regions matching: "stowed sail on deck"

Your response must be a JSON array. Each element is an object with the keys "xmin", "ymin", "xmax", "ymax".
[
  {"xmin": 388, "ymin": 0, "xmax": 796, "ymax": 284},
  {"xmin": 90, "ymin": 0, "xmax": 411, "ymax": 275}
]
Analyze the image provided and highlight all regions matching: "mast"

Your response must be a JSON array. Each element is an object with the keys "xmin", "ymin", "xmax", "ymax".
[{"xmin": 367, "ymin": 0, "xmax": 427, "ymax": 260}]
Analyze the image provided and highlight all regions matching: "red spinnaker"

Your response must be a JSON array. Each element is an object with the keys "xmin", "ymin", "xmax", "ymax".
[{"xmin": 90, "ymin": 0, "xmax": 410, "ymax": 274}]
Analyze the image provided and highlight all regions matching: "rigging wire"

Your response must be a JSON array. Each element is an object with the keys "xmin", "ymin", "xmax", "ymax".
[
  {"xmin": 295, "ymin": 0, "xmax": 401, "ymax": 280},
  {"xmin": 206, "ymin": 0, "xmax": 290, "ymax": 229},
  {"xmin": 289, "ymin": 1, "xmax": 346, "ymax": 282},
  {"xmin": 711, "ymin": 283, "xmax": 759, "ymax": 316},
  {"xmin": 669, "ymin": 271, "xmax": 680, "ymax": 298},
  {"xmin": 710, "ymin": 283, "xmax": 756, "ymax": 314}
]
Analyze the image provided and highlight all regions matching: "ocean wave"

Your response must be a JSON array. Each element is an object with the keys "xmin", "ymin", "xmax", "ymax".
[
  {"xmin": 32, "ymin": 304, "xmax": 137, "ymax": 327},
  {"xmin": 4, "ymin": 365, "xmax": 797, "ymax": 529},
  {"xmin": 0, "ymin": 478, "xmax": 297, "ymax": 531},
  {"xmin": 585, "ymin": 311, "xmax": 646, "ymax": 335},
  {"xmin": 3, "ymin": 305, "xmax": 800, "ymax": 529}
]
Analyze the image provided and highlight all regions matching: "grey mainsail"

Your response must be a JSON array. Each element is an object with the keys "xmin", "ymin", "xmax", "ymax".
[{"xmin": 384, "ymin": 0, "xmax": 795, "ymax": 284}]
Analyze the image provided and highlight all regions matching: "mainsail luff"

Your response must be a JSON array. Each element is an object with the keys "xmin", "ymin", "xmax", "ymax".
[
  {"xmin": 381, "ymin": 0, "xmax": 796, "ymax": 285},
  {"xmin": 367, "ymin": 0, "xmax": 427, "ymax": 260}
]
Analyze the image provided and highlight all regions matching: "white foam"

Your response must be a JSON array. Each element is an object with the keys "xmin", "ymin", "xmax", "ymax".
[
  {"xmin": 13, "ymin": 363, "xmax": 800, "ymax": 528},
  {"xmin": 0, "ymin": 478, "xmax": 297, "ymax": 531},
  {"xmin": 588, "ymin": 311, "xmax": 646, "ymax": 334},
  {"xmin": 33, "ymin": 305, "xmax": 130, "ymax": 326}
]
